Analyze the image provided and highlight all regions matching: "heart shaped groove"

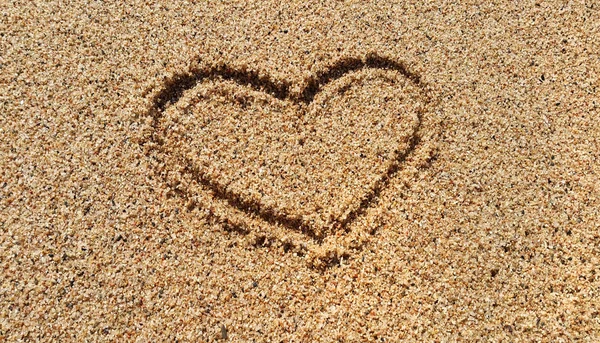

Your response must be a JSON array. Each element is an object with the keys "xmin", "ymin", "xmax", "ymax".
[{"xmin": 147, "ymin": 54, "xmax": 429, "ymax": 241}]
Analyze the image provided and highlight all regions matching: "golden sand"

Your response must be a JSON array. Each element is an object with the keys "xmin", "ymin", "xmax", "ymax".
[{"xmin": 2, "ymin": 1, "xmax": 599, "ymax": 341}]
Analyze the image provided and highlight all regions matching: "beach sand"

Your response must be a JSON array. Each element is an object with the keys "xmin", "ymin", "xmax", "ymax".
[{"xmin": 2, "ymin": 1, "xmax": 599, "ymax": 341}]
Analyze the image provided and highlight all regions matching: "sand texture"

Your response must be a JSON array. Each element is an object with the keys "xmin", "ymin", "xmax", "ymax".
[{"xmin": 2, "ymin": 1, "xmax": 600, "ymax": 341}]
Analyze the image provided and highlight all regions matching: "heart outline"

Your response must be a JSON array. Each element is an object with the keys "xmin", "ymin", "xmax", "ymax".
[{"xmin": 146, "ymin": 53, "xmax": 429, "ymax": 241}]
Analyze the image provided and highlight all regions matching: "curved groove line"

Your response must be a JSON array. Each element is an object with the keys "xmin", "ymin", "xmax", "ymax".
[
  {"xmin": 179, "ymin": 156, "xmax": 322, "ymax": 240},
  {"xmin": 147, "ymin": 53, "xmax": 427, "ymax": 241},
  {"xmin": 153, "ymin": 65, "xmax": 291, "ymax": 113},
  {"xmin": 299, "ymin": 53, "xmax": 422, "ymax": 103}
]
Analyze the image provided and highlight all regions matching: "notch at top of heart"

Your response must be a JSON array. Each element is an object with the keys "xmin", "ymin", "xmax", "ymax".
[{"xmin": 149, "ymin": 53, "xmax": 425, "ymax": 115}]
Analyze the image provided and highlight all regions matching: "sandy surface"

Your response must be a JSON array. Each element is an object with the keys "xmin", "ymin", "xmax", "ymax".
[{"xmin": 2, "ymin": 1, "xmax": 600, "ymax": 341}]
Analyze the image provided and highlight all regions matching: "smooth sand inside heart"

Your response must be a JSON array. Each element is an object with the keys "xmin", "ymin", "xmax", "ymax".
[{"xmin": 159, "ymin": 68, "xmax": 424, "ymax": 237}]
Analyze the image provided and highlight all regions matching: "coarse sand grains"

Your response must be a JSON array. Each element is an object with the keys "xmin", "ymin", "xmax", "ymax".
[
  {"xmin": 2, "ymin": 1, "xmax": 600, "ymax": 341},
  {"xmin": 144, "ymin": 55, "xmax": 437, "ymax": 267}
]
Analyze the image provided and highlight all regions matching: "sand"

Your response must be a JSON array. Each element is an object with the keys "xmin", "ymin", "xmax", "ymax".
[{"xmin": 1, "ymin": 0, "xmax": 599, "ymax": 341}]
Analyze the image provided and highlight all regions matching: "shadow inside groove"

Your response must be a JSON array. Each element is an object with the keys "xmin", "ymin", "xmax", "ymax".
[{"xmin": 146, "ymin": 53, "xmax": 427, "ymax": 241}]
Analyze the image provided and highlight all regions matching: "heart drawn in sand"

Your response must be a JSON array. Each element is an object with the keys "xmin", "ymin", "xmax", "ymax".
[{"xmin": 148, "ymin": 55, "xmax": 427, "ymax": 240}]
